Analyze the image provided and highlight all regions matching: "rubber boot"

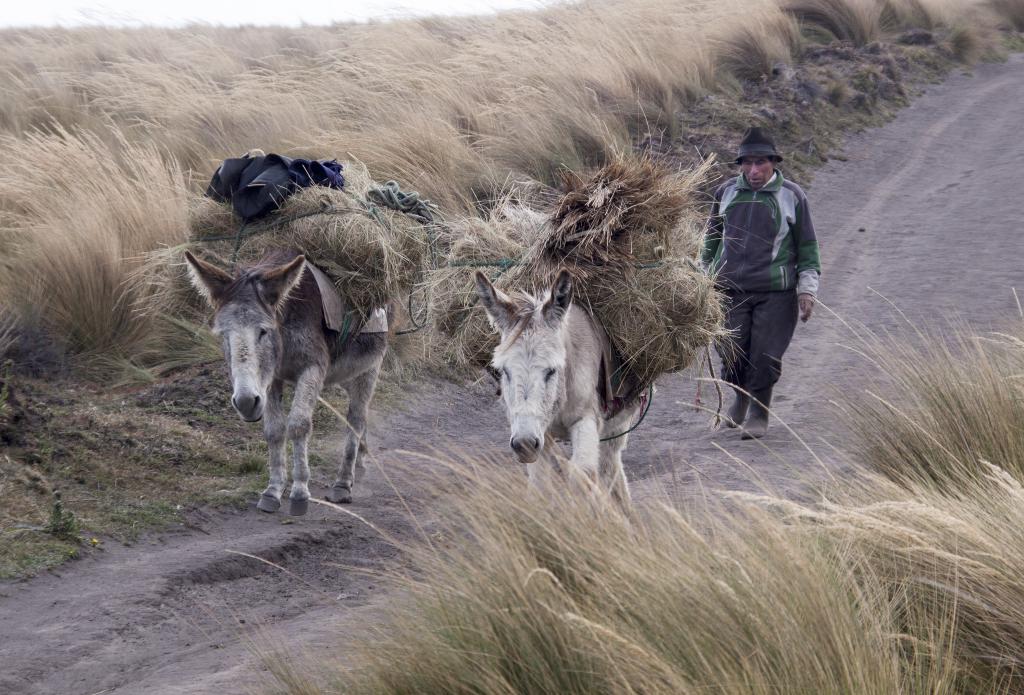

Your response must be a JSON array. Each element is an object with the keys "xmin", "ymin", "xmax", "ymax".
[
  {"xmin": 741, "ymin": 386, "xmax": 773, "ymax": 440},
  {"xmin": 724, "ymin": 390, "xmax": 750, "ymax": 428}
]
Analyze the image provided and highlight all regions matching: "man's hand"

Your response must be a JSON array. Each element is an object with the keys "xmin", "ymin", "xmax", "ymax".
[{"xmin": 798, "ymin": 293, "xmax": 815, "ymax": 322}]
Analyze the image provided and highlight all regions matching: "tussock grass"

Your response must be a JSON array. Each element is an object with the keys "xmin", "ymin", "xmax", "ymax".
[
  {"xmin": 716, "ymin": 11, "xmax": 803, "ymax": 81},
  {"xmin": 301, "ymin": 455, "xmax": 1024, "ymax": 695},
  {"xmin": 0, "ymin": 126, "xmax": 191, "ymax": 371},
  {"xmin": 774, "ymin": 467, "xmax": 1024, "ymax": 693},
  {"xmin": 0, "ymin": 306, "xmax": 15, "ymax": 360},
  {"xmin": 882, "ymin": 0, "xmax": 950, "ymax": 30},
  {"xmin": 946, "ymin": 23, "xmax": 988, "ymax": 63},
  {"xmin": 841, "ymin": 326, "xmax": 1024, "ymax": 490},
  {"xmin": 786, "ymin": 0, "xmax": 886, "ymax": 45},
  {"xmin": 988, "ymin": 0, "xmax": 1024, "ymax": 30},
  {"xmin": 337, "ymin": 465, "xmax": 929, "ymax": 694}
]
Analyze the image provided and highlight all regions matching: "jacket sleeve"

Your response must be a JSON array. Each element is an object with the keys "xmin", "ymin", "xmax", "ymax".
[
  {"xmin": 701, "ymin": 188, "xmax": 724, "ymax": 270},
  {"xmin": 793, "ymin": 192, "xmax": 821, "ymax": 296}
]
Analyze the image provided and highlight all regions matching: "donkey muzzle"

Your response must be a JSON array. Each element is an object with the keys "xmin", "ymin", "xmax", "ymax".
[
  {"xmin": 510, "ymin": 435, "xmax": 541, "ymax": 463},
  {"xmin": 232, "ymin": 391, "xmax": 263, "ymax": 422}
]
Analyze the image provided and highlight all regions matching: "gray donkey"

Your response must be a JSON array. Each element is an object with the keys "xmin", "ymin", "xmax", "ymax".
[{"xmin": 185, "ymin": 250, "xmax": 387, "ymax": 515}]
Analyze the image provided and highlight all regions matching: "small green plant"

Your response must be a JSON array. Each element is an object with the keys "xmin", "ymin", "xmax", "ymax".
[
  {"xmin": 237, "ymin": 456, "xmax": 263, "ymax": 475},
  {"xmin": 44, "ymin": 492, "xmax": 80, "ymax": 543},
  {"xmin": 827, "ymin": 79, "xmax": 853, "ymax": 105},
  {"xmin": 1004, "ymin": 32, "xmax": 1024, "ymax": 52}
]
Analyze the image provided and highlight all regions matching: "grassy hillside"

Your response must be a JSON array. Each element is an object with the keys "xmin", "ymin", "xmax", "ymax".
[{"xmin": 0, "ymin": 0, "xmax": 1019, "ymax": 377}]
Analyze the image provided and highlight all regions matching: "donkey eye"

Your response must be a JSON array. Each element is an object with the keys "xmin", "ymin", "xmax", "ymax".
[
  {"xmin": 544, "ymin": 368, "xmax": 556, "ymax": 383},
  {"xmin": 258, "ymin": 328, "xmax": 268, "ymax": 341}
]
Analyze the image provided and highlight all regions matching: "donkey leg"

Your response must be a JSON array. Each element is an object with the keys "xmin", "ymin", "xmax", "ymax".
[
  {"xmin": 286, "ymin": 368, "xmax": 326, "ymax": 516},
  {"xmin": 567, "ymin": 416, "xmax": 600, "ymax": 494},
  {"xmin": 599, "ymin": 435, "xmax": 632, "ymax": 510},
  {"xmin": 257, "ymin": 380, "xmax": 286, "ymax": 513},
  {"xmin": 328, "ymin": 365, "xmax": 381, "ymax": 504},
  {"xmin": 355, "ymin": 433, "xmax": 368, "ymax": 483},
  {"xmin": 599, "ymin": 405, "xmax": 637, "ymax": 510}
]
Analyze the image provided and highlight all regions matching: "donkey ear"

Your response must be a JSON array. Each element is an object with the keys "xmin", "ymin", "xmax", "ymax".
[
  {"xmin": 184, "ymin": 250, "xmax": 233, "ymax": 307},
  {"xmin": 543, "ymin": 269, "xmax": 573, "ymax": 323},
  {"xmin": 475, "ymin": 271, "xmax": 515, "ymax": 332},
  {"xmin": 258, "ymin": 254, "xmax": 307, "ymax": 310}
]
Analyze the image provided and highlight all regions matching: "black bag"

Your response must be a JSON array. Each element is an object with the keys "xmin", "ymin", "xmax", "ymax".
[{"xmin": 206, "ymin": 153, "xmax": 344, "ymax": 222}]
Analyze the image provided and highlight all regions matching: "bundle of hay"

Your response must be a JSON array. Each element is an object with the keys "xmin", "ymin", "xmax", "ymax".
[
  {"xmin": 183, "ymin": 160, "xmax": 430, "ymax": 319},
  {"xmin": 431, "ymin": 155, "xmax": 725, "ymax": 390},
  {"xmin": 543, "ymin": 156, "xmax": 695, "ymax": 271},
  {"xmin": 428, "ymin": 204, "xmax": 548, "ymax": 369}
]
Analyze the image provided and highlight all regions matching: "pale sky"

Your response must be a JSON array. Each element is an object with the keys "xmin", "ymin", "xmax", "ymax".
[{"xmin": 3, "ymin": 0, "xmax": 547, "ymax": 27}]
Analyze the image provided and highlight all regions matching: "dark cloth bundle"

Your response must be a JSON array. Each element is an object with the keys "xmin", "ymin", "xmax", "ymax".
[{"xmin": 206, "ymin": 153, "xmax": 345, "ymax": 221}]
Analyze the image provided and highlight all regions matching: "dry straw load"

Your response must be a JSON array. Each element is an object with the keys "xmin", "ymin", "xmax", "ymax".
[
  {"xmin": 429, "ymin": 209, "xmax": 545, "ymax": 369},
  {"xmin": 182, "ymin": 159, "xmax": 431, "ymax": 320},
  {"xmin": 430, "ymin": 155, "xmax": 726, "ymax": 390}
]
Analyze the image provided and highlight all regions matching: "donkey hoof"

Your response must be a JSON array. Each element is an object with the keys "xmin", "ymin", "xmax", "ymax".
[
  {"xmin": 326, "ymin": 485, "xmax": 352, "ymax": 504},
  {"xmin": 288, "ymin": 497, "xmax": 310, "ymax": 516},
  {"xmin": 256, "ymin": 494, "xmax": 281, "ymax": 513}
]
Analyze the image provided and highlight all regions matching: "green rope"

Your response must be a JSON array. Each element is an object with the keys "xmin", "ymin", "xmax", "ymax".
[
  {"xmin": 366, "ymin": 180, "xmax": 438, "ymax": 224},
  {"xmin": 600, "ymin": 384, "xmax": 655, "ymax": 442},
  {"xmin": 359, "ymin": 181, "xmax": 442, "ymax": 336},
  {"xmin": 336, "ymin": 311, "xmax": 353, "ymax": 347},
  {"xmin": 230, "ymin": 222, "xmax": 249, "ymax": 264},
  {"xmin": 395, "ymin": 286, "xmax": 430, "ymax": 336}
]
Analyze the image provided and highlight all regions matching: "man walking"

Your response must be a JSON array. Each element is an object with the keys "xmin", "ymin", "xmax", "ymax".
[{"xmin": 702, "ymin": 127, "xmax": 821, "ymax": 439}]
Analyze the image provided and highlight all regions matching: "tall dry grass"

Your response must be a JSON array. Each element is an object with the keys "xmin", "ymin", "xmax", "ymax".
[
  {"xmin": 989, "ymin": 0, "xmax": 1024, "ymax": 29},
  {"xmin": 839, "ymin": 326, "xmax": 1024, "ymax": 490},
  {"xmin": 715, "ymin": 10, "xmax": 805, "ymax": 81},
  {"xmin": 276, "ymin": 456, "xmax": 1024, "ymax": 694},
  {"xmin": 0, "ymin": 307, "xmax": 15, "ymax": 360},
  {"xmin": 779, "ymin": 466, "xmax": 1024, "ymax": 693},
  {"xmin": 0, "ymin": 0, "xmax": 1018, "ymax": 375},
  {"xmin": 882, "ymin": 0, "xmax": 955, "ymax": 30},
  {"xmin": 786, "ymin": 0, "xmax": 887, "ymax": 44},
  {"xmin": 0, "ymin": 126, "xmax": 203, "ymax": 373}
]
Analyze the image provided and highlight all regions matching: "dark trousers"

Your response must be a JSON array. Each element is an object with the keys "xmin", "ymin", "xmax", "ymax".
[{"xmin": 718, "ymin": 290, "xmax": 799, "ymax": 392}]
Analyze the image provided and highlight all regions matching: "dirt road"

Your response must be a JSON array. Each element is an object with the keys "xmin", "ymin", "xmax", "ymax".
[{"xmin": 2, "ymin": 54, "xmax": 1022, "ymax": 695}]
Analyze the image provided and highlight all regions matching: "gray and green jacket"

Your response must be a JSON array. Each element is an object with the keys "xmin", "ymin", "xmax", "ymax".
[{"xmin": 701, "ymin": 172, "xmax": 821, "ymax": 295}]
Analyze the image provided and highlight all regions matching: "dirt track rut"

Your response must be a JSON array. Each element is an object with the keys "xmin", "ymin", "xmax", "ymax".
[{"xmin": 1, "ymin": 53, "xmax": 1022, "ymax": 695}]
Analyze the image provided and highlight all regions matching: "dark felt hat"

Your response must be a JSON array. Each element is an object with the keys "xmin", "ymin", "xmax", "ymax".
[{"xmin": 734, "ymin": 127, "xmax": 783, "ymax": 164}]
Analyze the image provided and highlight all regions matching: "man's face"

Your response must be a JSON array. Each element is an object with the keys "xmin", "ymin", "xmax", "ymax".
[{"xmin": 739, "ymin": 156, "xmax": 776, "ymax": 190}]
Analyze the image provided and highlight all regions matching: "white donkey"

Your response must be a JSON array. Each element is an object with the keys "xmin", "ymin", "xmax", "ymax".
[
  {"xmin": 475, "ymin": 269, "xmax": 640, "ymax": 507},
  {"xmin": 185, "ymin": 250, "xmax": 386, "ymax": 515}
]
